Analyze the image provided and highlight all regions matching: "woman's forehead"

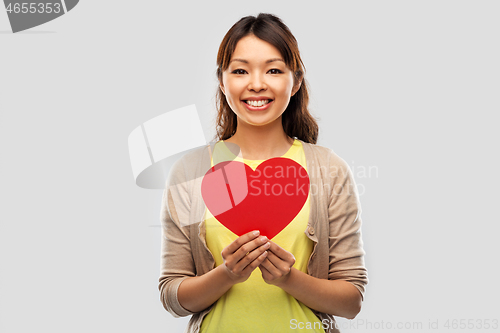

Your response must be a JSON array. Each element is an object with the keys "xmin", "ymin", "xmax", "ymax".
[
  {"xmin": 230, "ymin": 35, "xmax": 285, "ymax": 64},
  {"xmin": 236, "ymin": 35, "xmax": 280, "ymax": 53}
]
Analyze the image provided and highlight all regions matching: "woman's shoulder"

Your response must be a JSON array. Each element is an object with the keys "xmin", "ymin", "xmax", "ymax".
[
  {"xmin": 178, "ymin": 143, "xmax": 212, "ymax": 164},
  {"xmin": 167, "ymin": 144, "xmax": 213, "ymax": 185},
  {"xmin": 298, "ymin": 139, "xmax": 350, "ymax": 169},
  {"xmin": 300, "ymin": 140, "xmax": 332, "ymax": 155}
]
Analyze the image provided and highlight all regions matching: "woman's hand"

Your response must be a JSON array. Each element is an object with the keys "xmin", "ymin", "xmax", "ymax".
[
  {"xmin": 221, "ymin": 230, "xmax": 271, "ymax": 284},
  {"xmin": 258, "ymin": 241, "xmax": 296, "ymax": 287}
]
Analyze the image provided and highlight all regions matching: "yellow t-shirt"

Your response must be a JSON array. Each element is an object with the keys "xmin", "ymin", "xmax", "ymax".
[{"xmin": 200, "ymin": 139, "xmax": 325, "ymax": 333}]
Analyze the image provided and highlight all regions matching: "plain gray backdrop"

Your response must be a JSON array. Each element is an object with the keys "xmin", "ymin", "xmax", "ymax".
[{"xmin": 1, "ymin": 1, "xmax": 499, "ymax": 332}]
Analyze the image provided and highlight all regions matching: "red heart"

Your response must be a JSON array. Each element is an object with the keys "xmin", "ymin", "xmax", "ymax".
[{"xmin": 201, "ymin": 158, "xmax": 309, "ymax": 240}]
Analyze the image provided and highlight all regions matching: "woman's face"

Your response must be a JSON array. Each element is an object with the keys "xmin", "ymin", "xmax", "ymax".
[{"xmin": 221, "ymin": 34, "xmax": 300, "ymax": 129}]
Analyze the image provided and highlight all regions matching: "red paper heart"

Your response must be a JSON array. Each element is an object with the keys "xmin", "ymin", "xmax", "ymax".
[{"xmin": 201, "ymin": 158, "xmax": 309, "ymax": 239}]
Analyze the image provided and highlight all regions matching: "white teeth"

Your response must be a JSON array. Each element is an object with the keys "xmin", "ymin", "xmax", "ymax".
[{"xmin": 246, "ymin": 99, "xmax": 270, "ymax": 107}]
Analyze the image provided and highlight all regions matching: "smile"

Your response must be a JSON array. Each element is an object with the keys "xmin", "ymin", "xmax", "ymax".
[
  {"xmin": 242, "ymin": 99, "xmax": 273, "ymax": 111},
  {"xmin": 244, "ymin": 99, "xmax": 272, "ymax": 107}
]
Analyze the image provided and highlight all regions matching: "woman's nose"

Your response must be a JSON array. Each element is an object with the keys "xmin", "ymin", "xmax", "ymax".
[{"xmin": 247, "ymin": 73, "xmax": 267, "ymax": 92}]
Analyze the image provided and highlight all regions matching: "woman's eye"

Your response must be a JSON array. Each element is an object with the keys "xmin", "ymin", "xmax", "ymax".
[
  {"xmin": 268, "ymin": 69, "xmax": 283, "ymax": 74},
  {"xmin": 232, "ymin": 69, "xmax": 247, "ymax": 75}
]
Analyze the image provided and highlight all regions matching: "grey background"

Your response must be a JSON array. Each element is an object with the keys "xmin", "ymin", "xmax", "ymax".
[{"xmin": 1, "ymin": 1, "xmax": 499, "ymax": 332}]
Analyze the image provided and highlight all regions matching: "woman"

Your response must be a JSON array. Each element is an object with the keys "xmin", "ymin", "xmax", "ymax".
[{"xmin": 159, "ymin": 13, "xmax": 368, "ymax": 333}]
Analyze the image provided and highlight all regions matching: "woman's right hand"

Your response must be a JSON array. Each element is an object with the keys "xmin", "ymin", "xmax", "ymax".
[
  {"xmin": 177, "ymin": 230, "xmax": 269, "ymax": 312},
  {"xmin": 221, "ymin": 230, "xmax": 270, "ymax": 284}
]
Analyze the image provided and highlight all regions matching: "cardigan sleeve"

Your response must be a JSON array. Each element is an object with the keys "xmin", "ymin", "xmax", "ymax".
[
  {"xmin": 158, "ymin": 157, "xmax": 197, "ymax": 317},
  {"xmin": 326, "ymin": 151, "xmax": 368, "ymax": 300}
]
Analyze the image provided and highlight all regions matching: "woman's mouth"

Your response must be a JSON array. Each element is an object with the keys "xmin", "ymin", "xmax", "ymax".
[{"xmin": 242, "ymin": 99, "xmax": 273, "ymax": 111}]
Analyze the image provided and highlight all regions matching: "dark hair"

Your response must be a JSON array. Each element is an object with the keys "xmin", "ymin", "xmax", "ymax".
[{"xmin": 214, "ymin": 13, "xmax": 318, "ymax": 144}]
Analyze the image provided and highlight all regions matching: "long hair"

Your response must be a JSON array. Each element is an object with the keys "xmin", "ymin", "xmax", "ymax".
[{"xmin": 214, "ymin": 13, "xmax": 318, "ymax": 144}]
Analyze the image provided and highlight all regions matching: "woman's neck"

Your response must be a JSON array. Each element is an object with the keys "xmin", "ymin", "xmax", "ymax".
[{"xmin": 224, "ymin": 118, "xmax": 294, "ymax": 160}]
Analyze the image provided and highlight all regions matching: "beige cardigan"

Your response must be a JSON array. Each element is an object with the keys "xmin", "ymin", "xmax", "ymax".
[{"xmin": 158, "ymin": 140, "xmax": 368, "ymax": 333}]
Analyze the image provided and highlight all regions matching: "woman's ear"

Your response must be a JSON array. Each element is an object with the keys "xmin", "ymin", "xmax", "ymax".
[
  {"xmin": 217, "ymin": 67, "xmax": 225, "ymax": 95},
  {"xmin": 291, "ymin": 78, "xmax": 302, "ymax": 97}
]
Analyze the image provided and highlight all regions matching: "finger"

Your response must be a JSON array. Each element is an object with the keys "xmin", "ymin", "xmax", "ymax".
[
  {"xmin": 223, "ymin": 236, "xmax": 268, "ymax": 274},
  {"xmin": 268, "ymin": 241, "xmax": 295, "ymax": 263},
  {"xmin": 223, "ymin": 244, "xmax": 268, "ymax": 279},
  {"xmin": 240, "ymin": 250, "xmax": 268, "ymax": 276},
  {"xmin": 259, "ymin": 256, "xmax": 281, "ymax": 276},
  {"xmin": 232, "ymin": 235, "xmax": 268, "ymax": 262},
  {"xmin": 267, "ymin": 241, "xmax": 286, "ymax": 258},
  {"xmin": 258, "ymin": 263, "xmax": 272, "ymax": 280},
  {"xmin": 223, "ymin": 230, "xmax": 260, "ymax": 255},
  {"xmin": 234, "ymin": 241, "xmax": 270, "ymax": 272},
  {"xmin": 259, "ymin": 263, "xmax": 271, "ymax": 274},
  {"xmin": 265, "ymin": 250, "xmax": 293, "ymax": 275}
]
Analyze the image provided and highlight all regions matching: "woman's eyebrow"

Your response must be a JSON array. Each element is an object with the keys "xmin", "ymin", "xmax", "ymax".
[{"xmin": 230, "ymin": 58, "xmax": 285, "ymax": 64}]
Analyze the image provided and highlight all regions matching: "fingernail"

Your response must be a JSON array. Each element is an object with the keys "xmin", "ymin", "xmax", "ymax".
[
  {"xmin": 260, "ymin": 236, "xmax": 268, "ymax": 242},
  {"xmin": 253, "ymin": 230, "xmax": 260, "ymax": 236}
]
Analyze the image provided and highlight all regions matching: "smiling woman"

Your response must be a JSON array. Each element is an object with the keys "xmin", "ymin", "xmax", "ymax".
[
  {"xmin": 220, "ymin": 34, "xmax": 298, "ymax": 129},
  {"xmin": 158, "ymin": 13, "xmax": 368, "ymax": 333},
  {"xmin": 215, "ymin": 14, "xmax": 318, "ymax": 155}
]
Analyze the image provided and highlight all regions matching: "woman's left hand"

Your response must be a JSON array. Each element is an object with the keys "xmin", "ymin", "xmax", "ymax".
[{"xmin": 258, "ymin": 241, "xmax": 296, "ymax": 287}]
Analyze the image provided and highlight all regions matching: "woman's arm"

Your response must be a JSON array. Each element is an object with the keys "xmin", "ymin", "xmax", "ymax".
[
  {"xmin": 259, "ymin": 243, "xmax": 362, "ymax": 319},
  {"xmin": 159, "ymin": 180, "xmax": 270, "ymax": 315},
  {"xmin": 177, "ymin": 264, "xmax": 234, "ymax": 313},
  {"xmin": 177, "ymin": 231, "xmax": 271, "ymax": 312},
  {"xmin": 159, "ymin": 151, "xmax": 274, "ymax": 315},
  {"xmin": 158, "ymin": 168, "xmax": 197, "ymax": 317},
  {"xmin": 259, "ymin": 150, "xmax": 367, "ymax": 319}
]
